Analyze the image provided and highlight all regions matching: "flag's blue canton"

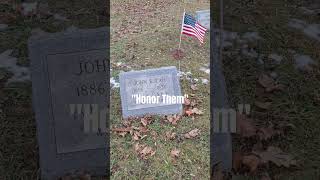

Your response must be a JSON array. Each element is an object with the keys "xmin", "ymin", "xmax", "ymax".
[{"xmin": 184, "ymin": 14, "xmax": 196, "ymax": 27}]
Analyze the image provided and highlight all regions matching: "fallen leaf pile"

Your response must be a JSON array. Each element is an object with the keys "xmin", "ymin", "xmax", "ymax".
[
  {"xmin": 184, "ymin": 128, "xmax": 200, "ymax": 139},
  {"xmin": 184, "ymin": 98, "xmax": 204, "ymax": 117},
  {"xmin": 258, "ymin": 74, "xmax": 284, "ymax": 93},
  {"xmin": 230, "ymin": 72, "xmax": 295, "ymax": 178},
  {"xmin": 134, "ymin": 143, "xmax": 156, "ymax": 159},
  {"xmin": 234, "ymin": 146, "xmax": 297, "ymax": 173},
  {"xmin": 237, "ymin": 111, "xmax": 281, "ymax": 140},
  {"xmin": 165, "ymin": 114, "xmax": 181, "ymax": 125}
]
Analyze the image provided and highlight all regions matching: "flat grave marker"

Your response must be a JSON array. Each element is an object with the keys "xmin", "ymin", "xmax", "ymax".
[
  {"xmin": 119, "ymin": 66, "xmax": 183, "ymax": 118},
  {"xmin": 28, "ymin": 27, "xmax": 109, "ymax": 179},
  {"xmin": 196, "ymin": 10, "xmax": 210, "ymax": 30}
]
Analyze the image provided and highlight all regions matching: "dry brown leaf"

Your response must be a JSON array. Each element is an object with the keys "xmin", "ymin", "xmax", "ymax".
[
  {"xmin": 258, "ymin": 74, "xmax": 284, "ymax": 92},
  {"xmin": 132, "ymin": 131, "xmax": 140, "ymax": 141},
  {"xmin": 184, "ymin": 128, "xmax": 200, "ymax": 139},
  {"xmin": 254, "ymin": 146, "xmax": 297, "ymax": 168},
  {"xmin": 191, "ymin": 84, "xmax": 198, "ymax": 90},
  {"xmin": 185, "ymin": 109, "xmax": 193, "ymax": 116},
  {"xmin": 184, "ymin": 98, "xmax": 191, "ymax": 106},
  {"xmin": 150, "ymin": 130, "xmax": 158, "ymax": 140},
  {"xmin": 139, "ymin": 126, "xmax": 149, "ymax": 133},
  {"xmin": 242, "ymin": 155, "xmax": 261, "ymax": 173},
  {"xmin": 258, "ymin": 74, "xmax": 275, "ymax": 88},
  {"xmin": 254, "ymin": 101, "xmax": 272, "ymax": 110},
  {"xmin": 237, "ymin": 113, "xmax": 257, "ymax": 137},
  {"xmin": 165, "ymin": 131, "xmax": 176, "ymax": 140},
  {"xmin": 140, "ymin": 146, "xmax": 156, "ymax": 159},
  {"xmin": 170, "ymin": 148, "xmax": 180, "ymax": 158},
  {"xmin": 134, "ymin": 143, "xmax": 143, "ymax": 152},
  {"xmin": 191, "ymin": 108, "xmax": 203, "ymax": 115},
  {"xmin": 122, "ymin": 120, "xmax": 132, "ymax": 127},
  {"xmin": 118, "ymin": 131, "xmax": 127, "ymax": 137},
  {"xmin": 190, "ymin": 100, "xmax": 197, "ymax": 107},
  {"xmin": 141, "ymin": 118, "xmax": 149, "ymax": 126},
  {"xmin": 167, "ymin": 114, "xmax": 181, "ymax": 125},
  {"xmin": 258, "ymin": 125, "xmax": 281, "ymax": 140},
  {"xmin": 134, "ymin": 143, "xmax": 156, "ymax": 159},
  {"xmin": 233, "ymin": 152, "xmax": 243, "ymax": 171}
]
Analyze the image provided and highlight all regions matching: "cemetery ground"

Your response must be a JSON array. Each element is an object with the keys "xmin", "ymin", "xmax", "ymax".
[
  {"xmin": 0, "ymin": 0, "xmax": 107, "ymax": 179},
  {"xmin": 213, "ymin": 0, "xmax": 320, "ymax": 179},
  {"xmin": 110, "ymin": 0, "xmax": 210, "ymax": 179}
]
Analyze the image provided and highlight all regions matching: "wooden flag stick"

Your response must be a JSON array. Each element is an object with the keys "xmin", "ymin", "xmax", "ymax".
[{"xmin": 177, "ymin": 9, "xmax": 186, "ymax": 73}]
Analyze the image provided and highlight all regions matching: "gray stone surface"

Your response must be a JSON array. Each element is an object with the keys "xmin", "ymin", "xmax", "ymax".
[
  {"xmin": 294, "ymin": 54, "xmax": 318, "ymax": 71},
  {"xmin": 196, "ymin": 10, "xmax": 210, "ymax": 30},
  {"xmin": 268, "ymin": 53, "xmax": 283, "ymax": 64},
  {"xmin": 288, "ymin": 18, "xmax": 320, "ymax": 42},
  {"xmin": 0, "ymin": 24, "xmax": 8, "ymax": 31},
  {"xmin": 28, "ymin": 27, "xmax": 109, "ymax": 179},
  {"xmin": 119, "ymin": 66, "xmax": 182, "ymax": 118},
  {"xmin": 211, "ymin": 23, "xmax": 232, "ymax": 171},
  {"xmin": 0, "ymin": 49, "xmax": 30, "ymax": 84}
]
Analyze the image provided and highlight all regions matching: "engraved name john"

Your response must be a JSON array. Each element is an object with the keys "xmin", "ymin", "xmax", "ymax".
[{"xmin": 74, "ymin": 57, "xmax": 108, "ymax": 97}]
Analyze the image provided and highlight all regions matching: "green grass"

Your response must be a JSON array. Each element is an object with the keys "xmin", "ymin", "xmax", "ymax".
[{"xmin": 222, "ymin": 0, "xmax": 320, "ymax": 178}]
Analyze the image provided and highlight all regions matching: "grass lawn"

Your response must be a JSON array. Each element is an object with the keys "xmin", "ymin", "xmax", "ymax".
[
  {"xmin": 110, "ymin": 0, "xmax": 210, "ymax": 179},
  {"xmin": 221, "ymin": 0, "xmax": 320, "ymax": 179}
]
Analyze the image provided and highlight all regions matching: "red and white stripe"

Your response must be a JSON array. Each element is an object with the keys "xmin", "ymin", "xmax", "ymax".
[{"xmin": 182, "ymin": 23, "xmax": 207, "ymax": 43}]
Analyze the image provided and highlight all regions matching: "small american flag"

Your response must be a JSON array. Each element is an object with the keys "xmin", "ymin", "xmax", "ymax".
[{"xmin": 181, "ymin": 13, "xmax": 207, "ymax": 43}]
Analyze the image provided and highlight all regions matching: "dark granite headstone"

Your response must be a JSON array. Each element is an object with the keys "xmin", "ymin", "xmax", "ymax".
[
  {"xmin": 28, "ymin": 27, "xmax": 109, "ymax": 179},
  {"xmin": 119, "ymin": 66, "xmax": 183, "ymax": 118}
]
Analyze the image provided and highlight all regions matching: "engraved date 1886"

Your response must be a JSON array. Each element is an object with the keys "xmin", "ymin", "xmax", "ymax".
[{"xmin": 76, "ymin": 81, "xmax": 107, "ymax": 96}]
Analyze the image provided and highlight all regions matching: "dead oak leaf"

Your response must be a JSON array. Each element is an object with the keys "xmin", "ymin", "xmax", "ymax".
[
  {"xmin": 132, "ymin": 131, "xmax": 141, "ymax": 141},
  {"xmin": 258, "ymin": 74, "xmax": 275, "ymax": 89},
  {"xmin": 141, "ymin": 118, "xmax": 149, "ymax": 126},
  {"xmin": 258, "ymin": 74, "xmax": 284, "ymax": 92},
  {"xmin": 166, "ymin": 114, "xmax": 181, "ymax": 125},
  {"xmin": 242, "ymin": 155, "xmax": 261, "ymax": 173},
  {"xmin": 139, "ymin": 126, "xmax": 149, "ymax": 133},
  {"xmin": 191, "ymin": 108, "xmax": 203, "ymax": 115},
  {"xmin": 165, "ymin": 131, "xmax": 176, "ymax": 140},
  {"xmin": 233, "ymin": 152, "xmax": 243, "ymax": 171},
  {"xmin": 258, "ymin": 125, "xmax": 281, "ymax": 140},
  {"xmin": 191, "ymin": 84, "xmax": 198, "ymax": 91},
  {"xmin": 170, "ymin": 148, "xmax": 180, "ymax": 158},
  {"xmin": 184, "ymin": 98, "xmax": 191, "ymax": 106},
  {"xmin": 254, "ymin": 101, "xmax": 272, "ymax": 110},
  {"xmin": 253, "ymin": 146, "xmax": 297, "ymax": 168},
  {"xmin": 184, "ymin": 128, "xmax": 200, "ymax": 139},
  {"xmin": 237, "ymin": 113, "xmax": 257, "ymax": 137},
  {"xmin": 185, "ymin": 109, "xmax": 193, "ymax": 116},
  {"xmin": 118, "ymin": 131, "xmax": 127, "ymax": 137},
  {"xmin": 140, "ymin": 146, "xmax": 156, "ymax": 159}
]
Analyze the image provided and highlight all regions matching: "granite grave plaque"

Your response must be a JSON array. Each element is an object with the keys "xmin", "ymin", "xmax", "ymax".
[
  {"xmin": 119, "ymin": 66, "xmax": 183, "ymax": 118},
  {"xmin": 28, "ymin": 27, "xmax": 109, "ymax": 179},
  {"xmin": 196, "ymin": 10, "xmax": 210, "ymax": 30}
]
